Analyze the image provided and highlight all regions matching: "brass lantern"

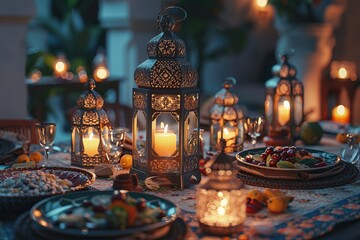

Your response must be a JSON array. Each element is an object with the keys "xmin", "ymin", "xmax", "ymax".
[
  {"xmin": 210, "ymin": 77, "xmax": 244, "ymax": 153},
  {"xmin": 131, "ymin": 7, "xmax": 201, "ymax": 188},
  {"xmin": 196, "ymin": 140, "xmax": 246, "ymax": 235},
  {"xmin": 71, "ymin": 79, "xmax": 111, "ymax": 167},
  {"xmin": 265, "ymin": 54, "xmax": 304, "ymax": 143}
]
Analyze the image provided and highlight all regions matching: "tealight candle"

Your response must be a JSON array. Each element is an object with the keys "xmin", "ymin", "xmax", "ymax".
[
  {"xmin": 154, "ymin": 124, "xmax": 176, "ymax": 156},
  {"xmin": 332, "ymin": 105, "xmax": 350, "ymax": 124}
]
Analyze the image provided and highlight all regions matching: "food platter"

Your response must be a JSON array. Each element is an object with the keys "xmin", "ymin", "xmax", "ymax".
[
  {"xmin": 0, "ymin": 167, "xmax": 95, "ymax": 219},
  {"xmin": 235, "ymin": 147, "xmax": 344, "ymax": 180},
  {"xmin": 30, "ymin": 190, "xmax": 178, "ymax": 239}
]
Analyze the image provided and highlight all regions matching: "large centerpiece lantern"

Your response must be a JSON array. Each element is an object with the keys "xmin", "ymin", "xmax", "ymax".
[
  {"xmin": 71, "ymin": 79, "xmax": 111, "ymax": 167},
  {"xmin": 210, "ymin": 77, "xmax": 244, "ymax": 153},
  {"xmin": 264, "ymin": 54, "xmax": 304, "ymax": 144},
  {"xmin": 196, "ymin": 140, "xmax": 246, "ymax": 235},
  {"xmin": 131, "ymin": 7, "xmax": 201, "ymax": 188}
]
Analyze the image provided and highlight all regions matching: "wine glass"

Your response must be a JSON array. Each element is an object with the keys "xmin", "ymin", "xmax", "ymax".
[
  {"xmin": 101, "ymin": 127, "xmax": 128, "ymax": 170},
  {"xmin": 35, "ymin": 122, "xmax": 56, "ymax": 167},
  {"xmin": 341, "ymin": 128, "xmax": 359, "ymax": 165},
  {"xmin": 244, "ymin": 116, "xmax": 264, "ymax": 148}
]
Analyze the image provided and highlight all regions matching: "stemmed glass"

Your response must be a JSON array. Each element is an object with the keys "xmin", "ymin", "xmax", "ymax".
[
  {"xmin": 244, "ymin": 116, "xmax": 264, "ymax": 148},
  {"xmin": 341, "ymin": 128, "xmax": 359, "ymax": 165},
  {"xmin": 101, "ymin": 127, "xmax": 128, "ymax": 170},
  {"xmin": 35, "ymin": 122, "xmax": 56, "ymax": 167}
]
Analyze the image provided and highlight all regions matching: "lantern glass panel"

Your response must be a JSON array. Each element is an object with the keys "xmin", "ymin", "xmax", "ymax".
[
  {"xmin": 72, "ymin": 127, "xmax": 81, "ymax": 155},
  {"xmin": 184, "ymin": 111, "xmax": 198, "ymax": 156},
  {"xmin": 82, "ymin": 127, "xmax": 100, "ymax": 157},
  {"xmin": 265, "ymin": 94, "xmax": 273, "ymax": 123},
  {"xmin": 277, "ymin": 97, "xmax": 291, "ymax": 127},
  {"xmin": 133, "ymin": 110, "xmax": 147, "ymax": 170},
  {"xmin": 294, "ymin": 96, "xmax": 303, "ymax": 125},
  {"xmin": 152, "ymin": 112, "xmax": 179, "ymax": 157},
  {"xmin": 197, "ymin": 189, "xmax": 246, "ymax": 228}
]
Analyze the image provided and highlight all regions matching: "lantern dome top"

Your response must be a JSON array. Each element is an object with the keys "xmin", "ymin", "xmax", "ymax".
[
  {"xmin": 134, "ymin": 7, "xmax": 198, "ymax": 89},
  {"xmin": 77, "ymin": 79, "xmax": 104, "ymax": 110},
  {"xmin": 278, "ymin": 54, "xmax": 297, "ymax": 79},
  {"xmin": 214, "ymin": 77, "xmax": 239, "ymax": 106}
]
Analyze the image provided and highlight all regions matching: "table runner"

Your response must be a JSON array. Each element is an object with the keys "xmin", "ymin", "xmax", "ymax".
[{"xmin": 1, "ymin": 146, "xmax": 360, "ymax": 239}]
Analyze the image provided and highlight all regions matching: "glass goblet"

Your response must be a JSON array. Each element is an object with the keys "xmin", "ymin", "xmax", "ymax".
[
  {"xmin": 101, "ymin": 128, "xmax": 128, "ymax": 170},
  {"xmin": 244, "ymin": 116, "xmax": 264, "ymax": 148},
  {"xmin": 35, "ymin": 122, "xmax": 56, "ymax": 167},
  {"xmin": 341, "ymin": 129, "xmax": 359, "ymax": 165}
]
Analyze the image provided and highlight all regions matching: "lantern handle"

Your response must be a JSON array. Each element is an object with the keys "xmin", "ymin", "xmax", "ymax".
[{"xmin": 158, "ymin": 6, "xmax": 187, "ymax": 23}]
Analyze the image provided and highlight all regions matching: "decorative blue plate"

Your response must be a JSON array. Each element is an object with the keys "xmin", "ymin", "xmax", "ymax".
[{"xmin": 30, "ymin": 190, "xmax": 178, "ymax": 239}]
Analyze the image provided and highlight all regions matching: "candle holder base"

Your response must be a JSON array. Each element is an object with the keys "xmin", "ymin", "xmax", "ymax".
[
  {"xmin": 263, "ymin": 129, "xmax": 292, "ymax": 146},
  {"xmin": 198, "ymin": 221, "xmax": 243, "ymax": 236},
  {"xmin": 130, "ymin": 167, "xmax": 201, "ymax": 189}
]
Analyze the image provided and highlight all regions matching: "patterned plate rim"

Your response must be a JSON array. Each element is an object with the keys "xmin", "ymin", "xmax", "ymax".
[
  {"xmin": 235, "ymin": 147, "xmax": 342, "ymax": 172},
  {"xmin": 30, "ymin": 190, "xmax": 178, "ymax": 238}
]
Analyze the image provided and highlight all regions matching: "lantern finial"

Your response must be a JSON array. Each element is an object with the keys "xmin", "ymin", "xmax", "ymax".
[{"xmin": 85, "ymin": 78, "xmax": 96, "ymax": 91}]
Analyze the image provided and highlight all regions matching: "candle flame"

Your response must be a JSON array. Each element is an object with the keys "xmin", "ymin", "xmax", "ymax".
[
  {"xmin": 284, "ymin": 100, "xmax": 290, "ymax": 109},
  {"xmin": 89, "ymin": 132, "xmax": 94, "ymax": 140},
  {"xmin": 256, "ymin": 0, "xmax": 268, "ymax": 8},
  {"xmin": 336, "ymin": 105, "xmax": 346, "ymax": 115},
  {"xmin": 223, "ymin": 128, "xmax": 229, "ymax": 135},
  {"xmin": 217, "ymin": 206, "xmax": 226, "ymax": 216},
  {"xmin": 160, "ymin": 122, "xmax": 164, "ymax": 129},
  {"xmin": 164, "ymin": 124, "xmax": 168, "ymax": 134},
  {"xmin": 338, "ymin": 67, "xmax": 348, "ymax": 79}
]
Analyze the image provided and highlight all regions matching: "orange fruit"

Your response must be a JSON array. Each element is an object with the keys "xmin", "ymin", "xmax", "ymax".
[
  {"xmin": 267, "ymin": 196, "xmax": 289, "ymax": 213},
  {"xmin": 247, "ymin": 189, "xmax": 265, "ymax": 204},
  {"xmin": 16, "ymin": 154, "xmax": 30, "ymax": 163},
  {"xmin": 263, "ymin": 188, "xmax": 283, "ymax": 201},
  {"xmin": 120, "ymin": 154, "xmax": 133, "ymax": 169},
  {"xmin": 29, "ymin": 151, "xmax": 43, "ymax": 163},
  {"xmin": 300, "ymin": 122, "xmax": 323, "ymax": 145}
]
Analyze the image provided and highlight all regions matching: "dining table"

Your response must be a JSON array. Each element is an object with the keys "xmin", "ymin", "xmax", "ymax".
[{"xmin": 0, "ymin": 132, "xmax": 360, "ymax": 240}]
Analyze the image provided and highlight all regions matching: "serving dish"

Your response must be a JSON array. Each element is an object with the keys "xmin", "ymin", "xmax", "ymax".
[
  {"xmin": 0, "ymin": 166, "xmax": 95, "ymax": 219},
  {"xmin": 30, "ymin": 190, "xmax": 178, "ymax": 239},
  {"xmin": 235, "ymin": 147, "xmax": 344, "ymax": 180}
]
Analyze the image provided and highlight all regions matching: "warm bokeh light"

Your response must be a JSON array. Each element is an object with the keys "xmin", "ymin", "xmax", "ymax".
[
  {"xmin": 256, "ymin": 0, "xmax": 268, "ymax": 8},
  {"xmin": 55, "ymin": 61, "xmax": 66, "ymax": 73},
  {"xmin": 93, "ymin": 66, "xmax": 110, "ymax": 82},
  {"xmin": 338, "ymin": 67, "xmax": 348, "ymax": 79},
  {"xmin": 30, "ymin": 69, "xmax": 42, "ymax": 82},
  {"xmin": 332, "ymin": 105, "xmax": 350, "ymax": 124}
]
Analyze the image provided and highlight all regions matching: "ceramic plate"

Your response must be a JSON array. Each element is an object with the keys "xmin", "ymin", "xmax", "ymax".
[
  {"xmin": 30, "ymin": 191, "xmax": 178, "ymax": 239},
  {"xmin": 235, "ymin": 148, "xmax": 344, "ymax": 180}
]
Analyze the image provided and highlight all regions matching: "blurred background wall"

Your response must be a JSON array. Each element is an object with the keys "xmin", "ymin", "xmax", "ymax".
[{"xmin": 0, "ymin": 0, "xmax": 359, "ymax": 128}]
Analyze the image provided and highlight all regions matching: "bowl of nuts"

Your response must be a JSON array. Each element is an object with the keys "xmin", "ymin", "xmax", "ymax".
[{"xmin": 0, "ymin": 166, "xmax": 95, "ymax": 219}]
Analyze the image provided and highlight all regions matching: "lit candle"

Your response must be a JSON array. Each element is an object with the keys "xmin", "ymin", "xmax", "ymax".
[
  {"xmin": 278, "ymin": 100, "xmax": 290, "ymax": 126},
  {"xmin": 332, "ymin": 105, "xmax": 350, "ymax": 124},
  {"xmin": 338, "ymin": 67, "xmax": 348, "ymax": 79},
  {"xmin": 154, "ymin": 124, "xmax": 176, "ymax": 156},
  {"xmin": 83, "ymin": 132, "xmax": 99, "ymax": 156},
  {"xmin": 217, "ymin": 127, "xmax": 236, "ymax": 148},
  {"xmin": 256, "ymin": 0, "xmax": 268, "ymax": 8}
]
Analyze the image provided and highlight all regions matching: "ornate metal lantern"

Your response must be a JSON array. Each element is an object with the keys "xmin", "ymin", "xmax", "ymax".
[
  {"xmin": 196, "ymin": 140, "xmax": 246, "ymax": 235},
  {"xmin": 131, "ymin": 7, "xmax": 201, "ymax": 188},
  {"xmin": 210, "ymin": 77, "xmax": 244, "ymax": 153},
  {"xmin": 71, "ymin": 79, "xmax": 111, "ymax": 167},
  {"xmin": 264, "ymin": 54, "xmax": 304, "ymax": 143}
]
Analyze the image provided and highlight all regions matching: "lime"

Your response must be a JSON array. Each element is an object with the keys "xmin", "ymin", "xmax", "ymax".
[{"xmin": 300, "ymin": 122, "xmax": 323, "ymax": 145}]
